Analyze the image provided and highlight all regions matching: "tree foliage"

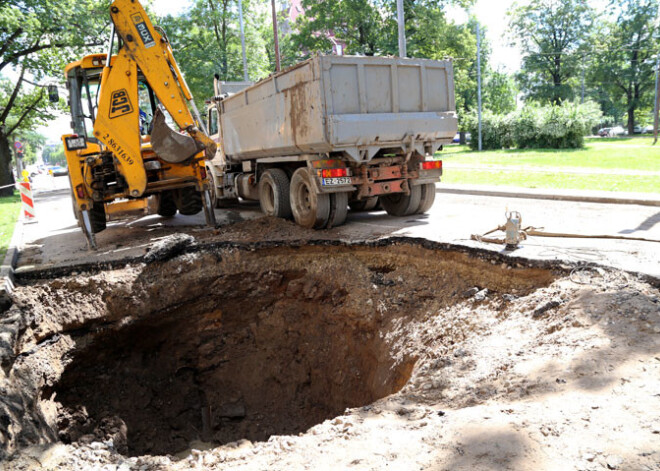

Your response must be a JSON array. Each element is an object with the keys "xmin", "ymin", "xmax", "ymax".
[
  {"xmin": 484, "ymin": 69, "xmax": 518, "ymax": 115},
  {"xmin": 0, "ymin": 0, "xmax": 107, "ymax": 194},
  {"xmin": 587, "ymin": 0, "xmax": 659, "ymax": 134},
  {"xmin": 508, "ymin": 0, "xmax": 593, "ymax": 104}
]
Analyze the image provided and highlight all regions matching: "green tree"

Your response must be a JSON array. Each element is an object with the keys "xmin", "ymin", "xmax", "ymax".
[
  {"xmin": 160, "ymin": 0, "xmax": 274, "ymax": 108},
  {"xmin": 13, "ymin": 130, "xmax": 45, "ymax": 165},
  {"xmin": 508, "ymin": 0, "xmax": 593, "ymax": 105},
  {"xmin": 0, "ymin": 0, "xmax": 106, "ymax": 195},
  {"xmin": 484, "ymin": 69, "xmax": 518, "ymax": 114},
  {"xmin": 292, "ymin": 0, "xmax": 387, "ymax": 56},
  {"xmin": 42, "ymin": 143, "xmax": 67, "ymax": 166},
  {"xmin": 588, "ymin": 0, "xmax": 659, "ymax": 134}
]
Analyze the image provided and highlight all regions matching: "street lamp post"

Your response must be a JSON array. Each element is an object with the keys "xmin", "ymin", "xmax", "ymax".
[{"xmin": 397, "ymin": 0, "xmax": 406, "ymax": 57}]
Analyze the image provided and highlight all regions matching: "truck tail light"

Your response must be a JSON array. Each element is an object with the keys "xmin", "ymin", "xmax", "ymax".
[
  {"xmin": 321, "ymin": 168, "xmax": 349, "ymax": 178},
  {"xmin": 75, "ymin": 184, "xmax": 85, "ymax": 199},
  {"xmin": 200, "ymin": 166, "xmax": 207, "ymax": 180},
  {"xmin": 421, "ymin": 160, "xmax": 442, "ymax": 170}
]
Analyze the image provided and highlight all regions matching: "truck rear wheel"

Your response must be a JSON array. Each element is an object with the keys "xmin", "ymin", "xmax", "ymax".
[
  {"xmin": 178, "ymin": 187, "xmax": 203, "ymax": 216},
  {"xmin": 259, "ymin": 168, "xmax": 292, "ymax": 219},
  {"xmin": 380, "ymin": 185, "xmax": 422, "ymax": 217},
  {"xmin": 327, "ymin": 191, "xmax": 348, "ymax": 228},
  {"xmin": 416, "ymin": 183, "xmax": 436, "ymax": 214},
  {"xmin": 290, "ymin": 167, "xmax": 330, "ymax": 229},
  {"xmin": 349, "ymin": 196, "xmax": 379, "ymax": 212},
  {"xmin": 157, "ymin": 191, "xmax": 177, "ymax": 217}
]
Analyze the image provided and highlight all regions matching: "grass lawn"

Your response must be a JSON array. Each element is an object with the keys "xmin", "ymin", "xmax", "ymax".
[
  {"xmin": 441, "ymin": 137, "xmax": 660, "ymax": 172},
  {"xmin": 442, "ymin": 170, "xmax": 659, "ymax": 193},
  {"xmin": 0, "ymin": 192, "xmax": 22, "ymax": 261},
  {"xmin": 438, "ymin": 137, "xmax": 660, "ymax": 192}
]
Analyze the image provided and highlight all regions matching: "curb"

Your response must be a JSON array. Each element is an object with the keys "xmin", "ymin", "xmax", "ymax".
[
  {"xmin": 0, "ymin": 217, "xmax": 23, "ymax": 306},
  {"xmin": 436, "ymin": 185, "xmax": 660, "ymax": 207}
]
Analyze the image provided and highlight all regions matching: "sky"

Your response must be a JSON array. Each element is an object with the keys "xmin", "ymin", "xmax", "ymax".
[{"xmin": 446, "ymin": 0, "xmax": 521, "ymax": 72}]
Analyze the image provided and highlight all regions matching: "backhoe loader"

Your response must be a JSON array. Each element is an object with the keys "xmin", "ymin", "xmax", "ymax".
[{"xmin": 61, "ymin": 0, "xmax": 216, "ymax": 249}]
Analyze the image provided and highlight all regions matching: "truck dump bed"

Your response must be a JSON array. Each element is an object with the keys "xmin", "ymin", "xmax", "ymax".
[{"xmin": 218, "ymin": 55, "xmax": 457, "ymax": 162}]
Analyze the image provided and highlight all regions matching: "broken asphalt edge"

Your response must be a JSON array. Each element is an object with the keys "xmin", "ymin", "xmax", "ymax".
[
  {"xmin": 436, "ymin": 185, "xmax": 660, "ymax": 207},
  {"xmin": 11, "ymin": 236, "xmax": 660, "ymax": 290}
]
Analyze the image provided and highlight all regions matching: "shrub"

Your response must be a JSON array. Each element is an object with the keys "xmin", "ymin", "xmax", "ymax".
[
  {"xmin": 466, "ymin": 111, "xmax": 514, "ymax": 150},
  {"xmin": 464, "ymin": 101, "xmax": 602, "ymax": 150}
]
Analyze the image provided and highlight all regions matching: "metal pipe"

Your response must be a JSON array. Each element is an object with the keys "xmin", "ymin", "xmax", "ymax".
[
  {"xmin": 581, "ymin": 53, "xmax": 586, "ymax": 104},
  {"xmin": 106, "ymin": 24, "xmax": 115, "ymax": 66},
  {"xmin": 238, "ymin": 0, "xmax": 249, "ymax": 81},
  {"xmin": 397, "ymin": 0, "xmax": 406, "ymax": 58},
  {"xmin": 271, "ymin": 0, "xmax": 281, "ymax": 72},
  {"xmin": 476, "ymin": 20, "xmax": 482, "ymax": 152},
  {"xmin": 654, "ymin": 51, "xmax": 659, "ymax": 145}
]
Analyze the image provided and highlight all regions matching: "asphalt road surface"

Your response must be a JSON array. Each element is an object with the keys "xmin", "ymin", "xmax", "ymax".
[{"xmin": 16, "ymin": 176, "xmax": 660, "ymax": 279}]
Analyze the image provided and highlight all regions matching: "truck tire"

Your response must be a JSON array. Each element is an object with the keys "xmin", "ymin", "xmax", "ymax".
[
  {"xmin": 259, "ymin": 168, "xmax": 292, "ymax": 219},
  {"xmin": 380, "ymin": 185, "xmax": 422, "ymax": 217},
  {"xmin": 349, "ymin": 196, "xmax": 379, "ymax": 212},
  {"xmin": 157, "ymin": 190, "xmax": 177, "ymax": 217},
  {"xmin": 327, "ymin": 191, "xmax": 348, "ymax": 228},
  {"xmin": 89, "ymin": 202, "xmax": 107, "ymax": 233},
  {"xmin": 416, "ymin": 183, "xmax": 436, "ymax": 214},
  {"xmin": 178, "ymin": 187, "xmax": 203, "ymax": 215},
  {"xmin": 290, "ymin": 167, "xmax": 330, "ymax": 229}
]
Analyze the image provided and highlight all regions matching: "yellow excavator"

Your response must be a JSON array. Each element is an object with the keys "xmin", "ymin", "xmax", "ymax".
[{"xmin": 61, "ymin": 0, "xmax": 217, "ymax": 249}]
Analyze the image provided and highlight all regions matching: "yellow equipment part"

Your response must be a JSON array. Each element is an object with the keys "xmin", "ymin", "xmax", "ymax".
[
  {"xmin": 61, "ymin": 0, "xmax": 218, "ymax": 249},
  {"xmin": 105, "ymin": 198, "xmax": 151, "ymax": 220},
  {"xmin": 93, "ymin": 53, "xmax": 146, "ymax": 197}
]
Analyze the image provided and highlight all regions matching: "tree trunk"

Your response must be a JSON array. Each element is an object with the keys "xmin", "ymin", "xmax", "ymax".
[
  {"xmin": 459, "ymin": 131, "xmax": 466, "ymax": 145},
  {"xmin": 627, "ymin": 107, "xmax": 635, "ymax": 136},
  {"xmin": 0, "ymin": 132, "xmax": 16, "ymax": 197}
]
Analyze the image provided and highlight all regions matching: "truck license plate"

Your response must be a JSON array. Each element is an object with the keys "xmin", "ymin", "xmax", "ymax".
[{"xmin": 322, "ymin": 177, "xmax": 351, "ymax": 186}]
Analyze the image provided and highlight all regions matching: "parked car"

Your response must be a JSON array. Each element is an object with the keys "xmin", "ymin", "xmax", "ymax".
[
  {"xmin": 452, "ymin": 132, "xmax": 471, "ymax": 143},
  {"xmin": 609, "ymin": 126, "xmax": 626, "ymax": 136},
  {"xmin": 633, "ymin": 126, "xmax": 643, "ymax": 134},
  {"xmin": 48, "ymin": 165, "xmax": 68, "ymax": 176},
  {"xmin": 598, "ymin": 127, "xmax": 611, "ymax": 137}
]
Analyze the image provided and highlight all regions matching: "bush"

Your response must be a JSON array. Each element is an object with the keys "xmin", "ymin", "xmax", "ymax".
[
  {"xmin": 466, "ymin": 111, "xmax": 514, "ymax": 150},
  {"xmin": 464, "ymin": 101, "xmax": 602, "ymax": 150}
]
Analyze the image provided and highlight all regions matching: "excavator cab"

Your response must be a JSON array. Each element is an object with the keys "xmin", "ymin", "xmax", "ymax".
[{"xmin": 62, "ymin": 0, "xmax": 216, "ymax": 249}]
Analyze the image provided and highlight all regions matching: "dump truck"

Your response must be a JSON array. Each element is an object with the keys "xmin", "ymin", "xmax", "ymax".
[
  {"xmin": 205, "ymin": 55, "xmax": 457, "ymax": 229},
  {"xmin": 60, "ymin": 0, "xmax": 216, "ymax": 248}
]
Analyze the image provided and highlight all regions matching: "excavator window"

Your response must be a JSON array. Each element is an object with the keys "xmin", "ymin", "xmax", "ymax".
[{"xmin": 66, "ymin": 67, "xmax": 102, "ymax": 139}]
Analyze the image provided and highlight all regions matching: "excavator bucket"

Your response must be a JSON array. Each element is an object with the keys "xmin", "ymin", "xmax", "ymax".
[{"xmin": 150, "ymin": 108, "xmax": 203, "ymax": 163}]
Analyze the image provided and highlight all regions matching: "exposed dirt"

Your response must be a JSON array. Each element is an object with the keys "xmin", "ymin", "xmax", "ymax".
[{"xmin": 1, "ymin": 240, "xmax": 659, "ymax": 470}]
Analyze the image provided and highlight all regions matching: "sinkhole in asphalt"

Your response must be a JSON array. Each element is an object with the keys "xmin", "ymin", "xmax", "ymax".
[{"xmin": 48, "ymin": 244, "xmax": 555, "ymax": 457}]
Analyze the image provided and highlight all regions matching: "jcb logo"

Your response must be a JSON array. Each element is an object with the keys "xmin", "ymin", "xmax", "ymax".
[{"xmin": 109, "ymin": 89, "xmax": 133, "ymax": 119}]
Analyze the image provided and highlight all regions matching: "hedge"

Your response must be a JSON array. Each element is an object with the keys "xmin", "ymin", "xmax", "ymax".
[{"xmin": 465, "ymin": 101, "xmax": 602, "ymax": 150}]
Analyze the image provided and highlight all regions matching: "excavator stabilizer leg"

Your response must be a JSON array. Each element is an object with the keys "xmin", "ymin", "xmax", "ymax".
[
  {"xmin": 202, "ymin": 188, "xmax": 217, "ymax": 227},
  {"xmin": 80, "ymin": 210, "xmax": 98, "ymax": 250}
]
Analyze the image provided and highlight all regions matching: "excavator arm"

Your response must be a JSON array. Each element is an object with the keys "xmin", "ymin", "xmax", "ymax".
[{"xmin": 93, "ymin": 0, "xmax": 216, "ymax": 196}]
